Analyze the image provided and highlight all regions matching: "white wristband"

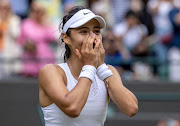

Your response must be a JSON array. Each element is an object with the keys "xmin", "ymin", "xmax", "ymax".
[
  {"xmin": 78, "ymin": 65, "xmax": 96, "ymax": 82},
  {"xmin": 97, "ymin": 63, "xmax": 113, "ymax": 80}
]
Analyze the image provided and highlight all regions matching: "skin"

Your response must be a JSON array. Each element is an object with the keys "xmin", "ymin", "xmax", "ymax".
[
  {"xmin": 0, "ymin": 1, "xmax": 11, "ymax": 21},
  {"xmin": 38, "ymin": 19, "xmax": 138, "ymax": 118},
  {"xmin": 29, "ymin": 1, "xmax": 49, "ymax": 26}
]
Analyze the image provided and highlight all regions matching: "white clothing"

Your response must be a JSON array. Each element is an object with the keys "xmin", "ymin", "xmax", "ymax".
[
  {"xmin": 148, "ymin": 0, "xmax": 173, "ymax": 37},
  {"xmin": 113, "ymin": 22, "xmax": 148, "ymax": 51},
  {"xmin": 41, "ymin": 63, "xmax": 108, "ymax": 126},
  {"xmin": 0, "ymin": 14, "xmax": 22, "ymax": 76},
  {"xmin": 168, "ymin": 47, "xmax": 180, "ymax": 82}
]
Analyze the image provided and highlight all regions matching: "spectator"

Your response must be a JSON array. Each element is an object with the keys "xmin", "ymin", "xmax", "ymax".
[
  {"xmin": 113, "ymin": 10, "xmax": 153, "ymax": 80},
  {"xmin": 168, "ymin": 3, "xmax": 180, "ymax": 82},
  {"xmin": 88, "ymin": 0, "xmax": 112, "ymax": 28},
  {"xmin": 157, "ymin": 118, "xmax": 180, "ymax": 126},
  {"xmin": 18, "ymin": 1, "xmax": 56, "ymax": 77},
  {"xmin": 0, "ymin": 0, "xmax": 21, "ymax": 78},
  {"xmin": 113, "ymin": 10, "xmax": 148, "ymax": 57},
  {"xmin": 56, "ymin": 0, "xmax": 76, "ymax": 64},
  {"xmin": 148, "ymin": 0, "xmax": 174, "ymax": 78},
  {"xmin": 130, "ymin": 0, "xmax": 155, "ymax": 36},
  {"xmin": 103, "ymin": 28, "xmax": 129, "ymax": 75}
]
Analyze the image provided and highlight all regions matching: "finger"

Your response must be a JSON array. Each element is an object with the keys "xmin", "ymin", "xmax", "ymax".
[
  {"xmin": 94, "ymin": 39, "xmax": 101, "ymax": 52},
  {"xmin": 94, "ymin": 37, "xmax": 101, "ymax": 51},
  {"xmin": 97, "ymin": 37, "xmax": 103, "ymax": 49},
  {"xmin": 97, "ymin": 38, "xmax": 104, "ymax": 53},
  {"xmin": 81, "ymin": 35, "xmax": 89, "ymax": 52},
  {"xmin": 88, "ymin": 33, "xmax": 96, "ymax": 50},
  {"xmin": 83, "ymin": 34, "xmax": 93, "ymax": 51}
]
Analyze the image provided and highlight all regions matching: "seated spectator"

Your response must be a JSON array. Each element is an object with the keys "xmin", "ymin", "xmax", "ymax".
[
  {"xmin": 113, "ymin": 10, "xmax": 153, "ymax": 80},
  {"xmin": 148, "ymin": 0, "xmax": 174, "ymax": 78},
  {"xmin": 18, "ymin": 1, "xmax": 56, "ymax": 77},
  {"xmin": 113, "ymin": 10, "xmax": 148, "ymax": 58},
  {"xmin": 157, "ymin": 118, "xmax": 180, "ymax": 126},
  {"xmin": 0, "ymin": 0, "xmax": 21, "ymax": 78},
  {"xmin": 130, "ymin": 0, "xmax": 155, "ymax": 36},
  {"xmin": 168, "ymin": 4, "xmax": 180, "ymax": 82},
  {"xmin": 103, "ymin": 28, "xmax": 132, "ymax": 77}
]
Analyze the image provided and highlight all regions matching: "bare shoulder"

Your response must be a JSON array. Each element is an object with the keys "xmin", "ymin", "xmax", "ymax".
[
  {"xmin": 38, "ymin": 64, "xmax": 68, "ymax": 107},
  {"xmin": 38, "ymin": 64, "xmax": 66, "ymax": 87},
  {"xmin": 39, "ymin": 64, "xmax": 58, "ymax": 75}
]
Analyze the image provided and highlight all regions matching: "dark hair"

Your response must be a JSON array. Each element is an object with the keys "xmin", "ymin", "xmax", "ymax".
[
  {"xmin": 60, "ymin": 6, "xmax": 86, "ymax": 62},
  {"xmin": 125, "ymin": 10, "xmax": 140, "ymax": 20}
]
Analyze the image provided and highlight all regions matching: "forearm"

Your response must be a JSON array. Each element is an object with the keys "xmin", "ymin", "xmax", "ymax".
[
  {"xmin": 107, "ymin": 75, "xmax": 138, "ymax": 117},
  {"xmin": 58, "ymin": 65, "xmax": 96, "ymax": 117},
  {"xmin": 63, "ymin": 78, "xmax": 92, "ymax": 112},
  {"xmin": 105, "ymin": 66, "xmax": 138, "ymax": 117}
]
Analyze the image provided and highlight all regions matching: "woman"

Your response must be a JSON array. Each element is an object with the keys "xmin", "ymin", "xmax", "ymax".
[
  {"xmin": 18, "ymin": 1, "xmax": 56, "ymax": 77},
  {"xmin": 0, "ymin": 0, "xmax": 21, "ymax": 77},
  {"xmin": 39, "ymin": 6, "xmax": 138, "ymax": 126}
]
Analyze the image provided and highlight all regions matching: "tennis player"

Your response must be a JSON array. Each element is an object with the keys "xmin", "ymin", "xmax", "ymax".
[{"xmin": 38, "ymin": 6, "xmax": 138, "ymax": 126}]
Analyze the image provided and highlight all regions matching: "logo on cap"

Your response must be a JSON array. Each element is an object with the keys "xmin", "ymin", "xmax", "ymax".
[{"xmin": 83, "ymin": 12, "xmax": 91, "ymax": 15}]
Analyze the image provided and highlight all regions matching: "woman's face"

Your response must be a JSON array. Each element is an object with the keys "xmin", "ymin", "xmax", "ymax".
[
  {"xmin": 0, "ymin": 1, "xmax": 11, "ymax": 19},
  {"xmin": 67, "ymin": 19, "xmax": 102, "ymax": 55},
  {"xmin": 127, "ymin": 16, "xmax": 139, "ymax": 27},
  {"xmin": 103, "ymin": 31, "xmax": 118, "ymax": 55},
  {"xmin": 30, "ymin": 1, "xmax": 46, "ymax": 20}
]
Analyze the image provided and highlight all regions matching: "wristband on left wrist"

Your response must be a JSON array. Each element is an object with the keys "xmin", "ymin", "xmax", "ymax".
[{"xmin": 97, "ymin": 63, "xmax": 113, "ymax": 81}]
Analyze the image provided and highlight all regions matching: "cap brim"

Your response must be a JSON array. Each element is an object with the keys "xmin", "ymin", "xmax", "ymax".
[{"xmin": 69, "ymin": 15, "xmax": 106, "ymax": 29}]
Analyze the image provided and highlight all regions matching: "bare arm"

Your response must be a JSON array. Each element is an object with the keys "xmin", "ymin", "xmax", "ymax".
[
  {"xmin": 39, "ymin": 33, "xmax": 100, "ymax": 118},
  {"xmin": 96, "ymin": 35, "xmax": 138, "ymax": 117},
  {"xmin": 105, "ymin": 65, "xmax": 138, "ymax": 117},
  {"xmin": 39, "ymin": 64, "xmax": 92, "ymax": 118}
]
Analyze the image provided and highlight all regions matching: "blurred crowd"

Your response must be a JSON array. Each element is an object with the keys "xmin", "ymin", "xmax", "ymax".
[
  {"xmin": 157, "ymin": 118, "xmax": 180, "ymax": 126},
  {"xmin": 0, "ymin": 0, "xmax": 180, "ymax": 82}
]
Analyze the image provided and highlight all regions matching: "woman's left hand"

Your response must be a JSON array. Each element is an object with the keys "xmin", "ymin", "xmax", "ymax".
[{"xmin": 96, "ymin": 37, "xmax": 105, "ymax": 67}]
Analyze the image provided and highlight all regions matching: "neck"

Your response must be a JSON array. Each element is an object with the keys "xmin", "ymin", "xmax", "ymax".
[{"xmin": 67, "ymin": 55, "xmax": 83, "ymax": 79}]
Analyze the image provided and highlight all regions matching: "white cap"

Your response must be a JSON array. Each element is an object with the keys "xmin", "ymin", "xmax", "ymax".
[{"xmin": 62, "ymin": 9, "xmax": 106, "ymax": 33}]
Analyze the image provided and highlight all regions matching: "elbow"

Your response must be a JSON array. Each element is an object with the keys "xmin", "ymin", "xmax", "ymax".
[
  {"xmin": 126, "ymin": 104, "xmax": 138, "ymax": 117},
  {"xmin": 65, "ymin": 105, "xmax": 81, "ymax": 118}
]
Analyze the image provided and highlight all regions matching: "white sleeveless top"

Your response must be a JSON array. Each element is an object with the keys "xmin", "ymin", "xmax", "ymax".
[{"xmin": 41, "ymin": 63, "xmax": 108, "ymax": 126}]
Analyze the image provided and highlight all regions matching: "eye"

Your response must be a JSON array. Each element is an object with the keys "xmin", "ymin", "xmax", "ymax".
[
  {"xmin": 80, "ymin": 30, "xmax": 88, "ymax": 34},
  {"xmin": 94, "ymin": 30, "xmax": 100, "ymax": 34}
]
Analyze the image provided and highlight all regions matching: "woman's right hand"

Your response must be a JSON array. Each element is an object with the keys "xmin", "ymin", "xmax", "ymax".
[{"xmin": 76, "ymin": 33, "xmax": 100, "ymax": 68}]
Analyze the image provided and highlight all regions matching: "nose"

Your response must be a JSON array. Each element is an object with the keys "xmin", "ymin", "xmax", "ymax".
[
  {"xmin": 89, "ymin": 31, "xmax": 95, "ymax": 36},
  {"xmin": 85, "ymin": 32, "xmax": 95, "ymax": 37}
]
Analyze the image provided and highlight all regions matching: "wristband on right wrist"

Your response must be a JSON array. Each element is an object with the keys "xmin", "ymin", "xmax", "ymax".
[
  {"xmin": 97, "ymin": 63, "xmax": 113, "ymax": 80},
  {"xmin": 78, "ymin": 65, "xmax": 96, "ymax": 82}
]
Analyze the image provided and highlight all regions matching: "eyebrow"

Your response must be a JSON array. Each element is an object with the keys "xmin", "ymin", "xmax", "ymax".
[
  {"xmin": 94, "ymin": 26, "xmax": 100, "ymax": 29},
  {"xmin": 77, "ymin": 26, "xmax": 100, "ymax": 30}
]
